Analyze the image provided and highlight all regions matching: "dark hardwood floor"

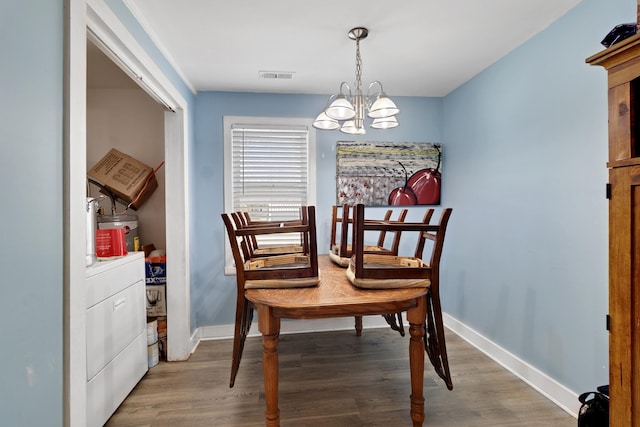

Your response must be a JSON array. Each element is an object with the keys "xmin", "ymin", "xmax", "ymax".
[{"xmin": 106, "ymin": 327, "xmax": 577, "ymax": 426}]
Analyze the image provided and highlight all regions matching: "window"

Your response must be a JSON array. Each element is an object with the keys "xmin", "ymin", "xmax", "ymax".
[{"xmin": 223, "ymin": 116, "xmax": 317, "ymax": 271}]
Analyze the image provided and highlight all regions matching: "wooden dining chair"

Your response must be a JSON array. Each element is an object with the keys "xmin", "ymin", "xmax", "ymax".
[
  {"xmin": 221, "ymin": 206, "xmax": 319, "ymax": 387},
  {"xmin": 359, "ymin": 207, "xmax": 434, "ymax": 337},
  {"xmin": 347, "ymin": 203, "xmax": 454, "ymax": 390},
  {"xmin": 231, "ymin": 210, "xmax": 307, "ymax": 259},
  {"xmin": 329, "ymin": 204, "xmax": 412, "ymax": 335},
  {"xmin": 329, "ymin": 204, "xmax": 409, "ymax": 267}
]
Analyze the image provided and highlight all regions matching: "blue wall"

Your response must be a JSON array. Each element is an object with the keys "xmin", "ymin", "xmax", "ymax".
[
  {"xmin": 1, "ymin": 0, "xmax": 635, "ymax": 424},
  {"xmin": 191, "ymin": 93, "xmax": 442, "ymax": 326},
  {"xmin": 116, "ymin": 0, "xmax": 630, "ymax": 397},
  {"xmin": 106, "ymin": 0, "xmax": 194, "ymax": 104},
  {"xmin": 442, "ymin": 0, "xmax": 632, "ymax": 392},
  {"xmin": 0, "ymin": 1, "xmax": 64, "ymax": 424},
  {"xmin": 188, "ymin": 0, "xmax": 634, "ymax": 396}
]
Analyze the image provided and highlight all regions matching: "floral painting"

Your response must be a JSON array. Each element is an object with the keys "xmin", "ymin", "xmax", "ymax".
[{"xmin": 336, "ymin": 141, "xmax": 442, "ymax": 206}]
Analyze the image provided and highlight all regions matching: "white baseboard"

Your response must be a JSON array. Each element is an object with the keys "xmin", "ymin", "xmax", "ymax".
[
  {"xmin": 189, "ymin": 313, "xmax": 580, "ymax": 418},
  {"xmin": 193, "ymin": 315, "xmax": 390, "ymax": 345},
  {"xmin": 443, "ymin": 313, "xmax": 579, "ymax": 418}
]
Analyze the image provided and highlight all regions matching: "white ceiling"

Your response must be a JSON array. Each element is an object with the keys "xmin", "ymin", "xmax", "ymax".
[{"xmin": 114, "ymin": 0, "xmax": 582, "ymax": 97}]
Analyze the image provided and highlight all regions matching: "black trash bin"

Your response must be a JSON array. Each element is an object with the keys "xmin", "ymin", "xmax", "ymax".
[{"xmin": 577, "ymin": 385, "xmax": 609, "ymax": 427}]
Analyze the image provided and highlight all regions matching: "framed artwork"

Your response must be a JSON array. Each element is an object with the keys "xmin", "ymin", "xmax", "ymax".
[{"xmin": 336, "ymin": 141, "xmax": 442, "ymax": 206}]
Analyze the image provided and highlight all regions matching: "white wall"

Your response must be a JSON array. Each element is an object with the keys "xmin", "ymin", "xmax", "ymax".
[{"xmin": 99, "ymin": 0, "xmax": 633, "ymax": 414}]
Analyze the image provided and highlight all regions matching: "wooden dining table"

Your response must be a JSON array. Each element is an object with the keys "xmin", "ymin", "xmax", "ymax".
[{"xmin": 245, "ymin": 254, "xmax": 430, "ymax": 427}]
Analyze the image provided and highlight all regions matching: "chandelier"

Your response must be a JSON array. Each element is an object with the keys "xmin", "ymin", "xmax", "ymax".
[{"xmin": 313, "ymin": 27, "xmax": 399, "ymax": 135}]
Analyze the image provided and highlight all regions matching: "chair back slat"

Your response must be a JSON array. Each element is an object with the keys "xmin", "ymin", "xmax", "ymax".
[
  {"xmin": 221, "ymin": 213, "xmax": 248, "ymax": 290},
  {"xmin": 331, "ymin": 204, "xmax": 410, "ymax": 266},
  {"xmin": 330, "ymin": 205, "xmax": 338, "ymax": 251},
  {"xmin": 419, "ymin": 208, "xmax": 452, "ymax": 272},
  {"xmin": 230, "ymin": 207, "xmax": 308, "ymax": 259},
  {"xmin": 339, "ymin": 204, "xmax": 351, "ymax": 257},
  {"xmin": 388, "ymin": 208, "xmax": 410, "ymax": 256},
  {"xmin": 350, "ymin": 204, "xmax": 452, "ymax": 283},
  {"xmin": 375, "ymin": 210, "xmax": 394, "ymax": 247},
  {"xmin": 222, "ymin": 206, "xmax": 319, "ymax": 288}
]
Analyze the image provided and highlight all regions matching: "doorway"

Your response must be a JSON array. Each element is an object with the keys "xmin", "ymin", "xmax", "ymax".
[
  {"xmin": 65, "ymin": 1, "xmax": 191, "ymax": 425},
  {"xmin": 84, "ymin": 0, "xmax": 191, "ymax": 363}
]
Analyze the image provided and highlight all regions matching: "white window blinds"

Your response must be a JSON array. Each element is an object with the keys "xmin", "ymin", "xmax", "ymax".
[
  {"xmin": 230, "ymin": 123, "xmax": 310, "ymax": 222},
  {"xmin": 223, "ymin": 116, "xmax": 317, "ymax": 271}
]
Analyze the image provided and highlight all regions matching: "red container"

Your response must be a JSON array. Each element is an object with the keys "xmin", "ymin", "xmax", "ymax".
[{"xmin": 96, "ymin": 228, "xmax": 128, "ymax": 259}]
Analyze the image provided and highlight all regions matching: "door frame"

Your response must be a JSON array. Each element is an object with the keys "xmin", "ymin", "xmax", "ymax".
[{"xmin": 65, "ymin": 1, "xmax": 192, "ymax": 425}]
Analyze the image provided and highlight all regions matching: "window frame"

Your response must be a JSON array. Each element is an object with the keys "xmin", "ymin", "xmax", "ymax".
[{"xmin": 223, "ymin": 115, "xmax": 317, "ymax": 273}]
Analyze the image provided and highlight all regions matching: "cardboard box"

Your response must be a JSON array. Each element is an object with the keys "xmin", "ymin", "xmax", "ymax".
[
  {"xmin": 145, "ymin": 256, "xmax": 167, "ymax": 284},
  {"xmin": 146, "ymin": 284, "xmax": 166, "ymax": 317},
  {"xmin": 155, "ymin": 316, "xmax": 167, "ymax": 339},
  {"xmin": 88, "ymin": 148, "xmax": 158, "ymax": 210},
  {"xmin": 149, "ymin": 316, "xmax": 167, "ymax": 360}
]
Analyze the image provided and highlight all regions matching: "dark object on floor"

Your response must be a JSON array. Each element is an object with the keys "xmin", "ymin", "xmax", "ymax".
[
  {"xmin": 577, "ymin": 386, "xmax": 609, "ymax": 427},
  {"xmin": 596, "ymin": 384, "xmax": 609, "ymax": 396},
  {"xmin": 601, "ymin": 23, "xmax": 637, "ymax": 48}
]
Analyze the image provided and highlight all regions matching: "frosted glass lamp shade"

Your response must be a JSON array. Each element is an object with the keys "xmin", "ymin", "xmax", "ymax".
[
  {"xmin": 368, "ymin": 95, "xmax": 399, "ymax": 118},
  {"xmin": 313, "ymin": 112, "xmax": 340, "ymax": 130},
  {"xmin": 370, "ymin": 116, "xmax": 399, "ymax": 129},
  {"xmin": 340, "ymin": 120, "xmax": 366, "ymax": 135},
  {"xmin": 325, "ymin": 95, "xmax": 356, "ymax": 120}
]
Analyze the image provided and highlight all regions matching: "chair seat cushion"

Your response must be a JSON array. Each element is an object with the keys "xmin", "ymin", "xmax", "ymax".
[
  {"xmin": 244, "ymin": 275, "xmax": 320, "ymax": 289},
  {"xmin": 329, "ymin": 249, "xmax": 350, "ymax": 267},
  {"xmin": 243, "ymin": 254, "xmax": 319, "ymax": 289},
  {"xmin": 329, "ymin": 244, "xmax": 392, "ymax": 267},
  {"xmin": 346, "ymin": 255, "xmax": 431, "ymax": 289}
]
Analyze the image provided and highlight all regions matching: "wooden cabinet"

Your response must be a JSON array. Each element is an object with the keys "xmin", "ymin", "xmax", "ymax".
[
  {"xmin": 587, "ymin": 33, "xmax": 640, "ymax": 427},
  {"xmin": 85, "ymin": 252, "xmax": 147, "ymax": 427}
]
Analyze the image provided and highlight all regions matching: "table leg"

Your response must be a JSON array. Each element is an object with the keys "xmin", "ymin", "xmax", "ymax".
[
  {"xmin": 407, "ymin": 297, "xmax": 427, "ymax": 427},
  {"xmin": 354, "ymin": 315, "xmax": 363, "ymax": 336},
  {"xmin": 257, "ymin": 304, "xmax": 281, "ymax": 427}
]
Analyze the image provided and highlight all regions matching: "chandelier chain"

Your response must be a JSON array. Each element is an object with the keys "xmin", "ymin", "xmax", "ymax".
[{"xmin": 355, "ymin": 38, "xmax": 362, "ymax": 93}]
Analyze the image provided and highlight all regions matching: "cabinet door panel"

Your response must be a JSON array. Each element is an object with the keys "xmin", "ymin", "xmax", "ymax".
[
  {"xmin": 86, "ymin": 280, "xmax": 146, "ymax": 380},
  {"xmin": 86, "ymin": 253, "xmax": 145, "ymax": 308},
  {"xmin": 609, "ymin": 165, "xmax": 640, "ymax": 427},
  {"xmin": 86, "ymin": 332, "xmax": 147, "ymax": 427},
  {"xmin": 608, "ymin": 84, "xmax": 633, "ymax": 162}
]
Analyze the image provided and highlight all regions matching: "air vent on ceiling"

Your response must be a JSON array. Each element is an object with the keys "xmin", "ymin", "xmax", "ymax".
[{"xmin": 259, "ymin": 71, "xmax": 295, "ymax": 79}]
